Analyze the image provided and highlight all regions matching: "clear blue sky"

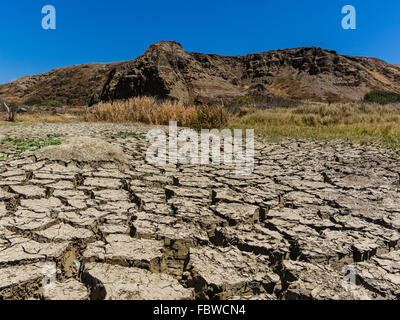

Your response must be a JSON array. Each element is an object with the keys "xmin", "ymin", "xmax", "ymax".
[{"xmin": 1, "ymin": 0, "xmax": 399, "ymax": 84}]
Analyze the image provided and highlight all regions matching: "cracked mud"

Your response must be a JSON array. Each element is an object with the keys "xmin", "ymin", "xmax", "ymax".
[{"xmin": 0, "ymin": 123, "xmax": 399, "ymax": 300}]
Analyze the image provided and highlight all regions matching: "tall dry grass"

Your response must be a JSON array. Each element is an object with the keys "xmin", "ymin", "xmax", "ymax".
[
  {"xmin": 85, "ymin": 97, "xmax": 229, "ymax": 129},
  {"xmin": 229, "ymin": 102, "xmax": 400, "ymax": 149},
  {"xmin": 87, "ymin": 98, "xmax": 400, "ymax": 149}
]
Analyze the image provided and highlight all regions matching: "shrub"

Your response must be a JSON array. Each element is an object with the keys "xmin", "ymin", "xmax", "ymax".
[
  {"xmin": 226, "ymin": 95, "xmax": 301, "ymax": 114},
  {"xmin": 364, "ymin": 90, "xmax": 400, "ymax": 105},
  {"xmin": 24, "ymin": 97, "xmax": 43, "ymax": 106},
  {"xmin": 24, "ymin": 97, "xmax": 62, "ymax": 107},
  {"xmin": 235, "ymin": 96, "xmax": 253, "ymax": 105}
]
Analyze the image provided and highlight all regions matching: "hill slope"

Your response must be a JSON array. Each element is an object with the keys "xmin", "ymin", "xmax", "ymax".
[
  {"xmin": 0, "ymin": 62, "xmax": 120, "ymax": 106},
  {"xmin": 93, "ymin": 41, "xmax": 400, "ymax": 105},
  {"xmin": 1, "ymin": 41, "xmax": 400, "ymax": 106}
]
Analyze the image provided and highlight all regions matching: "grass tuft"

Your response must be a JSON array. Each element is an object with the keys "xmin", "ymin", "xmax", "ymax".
[
  {"xmin": 116, "ymin": 132, "xmax": 147, "ymax": 140},
  {"xmin": 1, "ymin": 135, "xmax": 62, "ymax": 154}
]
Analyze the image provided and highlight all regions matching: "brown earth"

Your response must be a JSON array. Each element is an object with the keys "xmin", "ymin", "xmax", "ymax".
[
  {"xmin": 1, "ymin": 41, "xmax": 400, "ymax": 107},
  {"xmin": 0, "ymin": 122, "xmax": 399, "ymax": 300}
]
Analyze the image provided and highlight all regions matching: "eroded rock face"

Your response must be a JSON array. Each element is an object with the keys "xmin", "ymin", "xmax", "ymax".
[
  {"xmin": 2, "ymin": 42, "xmax": 400, "ymax": 107},
  {"xmin": 0, "ymin": 122, "xmax": 399, "ymax": 300},
  {"xmin": 91, "ymin": 41, "xmax": 400, "ymax": 105}
]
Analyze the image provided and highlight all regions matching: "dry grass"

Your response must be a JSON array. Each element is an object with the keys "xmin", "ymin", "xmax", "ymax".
[
  {"xmin": 85, "ymin": 97, "xmax": 229, "ymax": 129},
  {"xmin": 0, "ymin": 113, "xmax": 79, "ymax": 123},
  {"xmin": 2, "ymin": 98, "xmax": 399, "ymax": 152},
  {"xmin": 229, "ymin": 102, "xmax": 400, "ymax": 149}
]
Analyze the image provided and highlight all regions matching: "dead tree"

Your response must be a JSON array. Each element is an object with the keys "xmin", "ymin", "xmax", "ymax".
[{"xmin": 0, "ymin": 96, "xmax": 18, "ymax": 122}]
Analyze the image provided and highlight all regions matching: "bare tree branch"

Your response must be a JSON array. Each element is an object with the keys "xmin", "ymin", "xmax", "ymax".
[
  {"xmin": 0, "ymin": 96, "xmax": 10, "ymax": 113},
  {"xmin": 0, "ymin": 96, "xmax": 18, "ymax": 121},
  {"xmin": 2, "ymin": 101, "xmax": 10, "ymax": 114}
]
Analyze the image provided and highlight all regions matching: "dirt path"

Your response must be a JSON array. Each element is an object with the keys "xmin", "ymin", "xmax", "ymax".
[{"xmin": 0, "ymin": 122, "xmax": 399, "ymax": 300}]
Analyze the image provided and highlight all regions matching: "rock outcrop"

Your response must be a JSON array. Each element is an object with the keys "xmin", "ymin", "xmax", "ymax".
[
  {"xmin": 92, "ymin": 41, "xmax": 400, "ymax": 104},
  {"xmin": 1, "ymin": 41, "xmax": 400, "ymax": 106}
]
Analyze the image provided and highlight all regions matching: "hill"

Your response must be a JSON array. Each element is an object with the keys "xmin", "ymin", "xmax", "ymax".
[
  {"xmin": 0, "ymin": 62, "xmax": 121, "ymax": 106},
  {"xmin": 1, "ymin": 41, "xmax": 400, "ymax": 106}
]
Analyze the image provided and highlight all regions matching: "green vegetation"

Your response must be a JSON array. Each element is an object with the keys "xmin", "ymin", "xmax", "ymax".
[
  {"xmin": 364, "ymin": 90, "xmax": 400, "ymax": 105},
  {"xmin": 1, "ymin": 134, "xmax": 62, "ymax": 155},
  {"xmin": 116, "ymin": 131, "xmax": 147, "ymax": 140},
  {"xmin": 235, "ymin": 96, "xmax": 253, "ymax": 105},
  {"xmin": 23, "ymin": 97, "xmax": 62, "ymax": 107},
  {"xmin": 46, "ymin": 133, "xmax": 62, "ymax": 139}
]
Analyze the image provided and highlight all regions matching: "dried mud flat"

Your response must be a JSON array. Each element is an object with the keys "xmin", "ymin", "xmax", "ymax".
[{"xmin": 0, "ymin": 122, "xmax": 399, "ymax": 300}]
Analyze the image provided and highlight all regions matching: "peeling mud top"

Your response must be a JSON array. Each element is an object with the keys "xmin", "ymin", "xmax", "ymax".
[{"xmin": 0, "ymin": 122, "xmax": 399, "ymax": 300}]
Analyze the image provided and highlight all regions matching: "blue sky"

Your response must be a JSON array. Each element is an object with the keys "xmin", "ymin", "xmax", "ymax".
[{"xmin": 0, "ymin": 0, "xmax": 399, "ymax": 84}]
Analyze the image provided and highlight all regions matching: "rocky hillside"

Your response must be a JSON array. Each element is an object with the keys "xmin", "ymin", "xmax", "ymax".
[
  {"xmin": 1, "ymin": 41, "xmax": 400, "ymax": 106},
  {"xmin": 0, "ymin": 62, "xmax": 121, "ymax": 106},
  {"xmin": 93, "ymin": 41, "xmax": 400, "ymax": 105}
]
